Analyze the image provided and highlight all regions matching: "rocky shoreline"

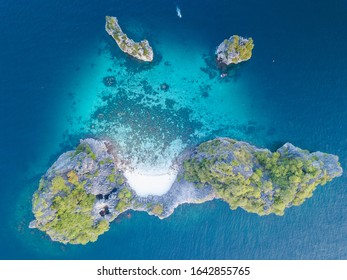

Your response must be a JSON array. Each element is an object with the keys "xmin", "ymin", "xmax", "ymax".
[{"xmin": 30, "ymin": 138, "xmax": 342, "ymax": 244}]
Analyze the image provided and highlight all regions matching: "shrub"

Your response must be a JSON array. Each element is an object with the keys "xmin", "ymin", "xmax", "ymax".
[
  {"xmin": 108, "ymin": 174, "xmax": 115, "ymax": 183},
  {"xmin": 51, "ymin": 176, "xmax": 70, "ymax": 194},
  {"xmin": 74, "ymin": 143, "xmax": 97, "ymax": 160},
  {"xmin": 36, "ymin": 175, "xmax": 110, "ymax": 245},
  {"xmin": 151, "ymin": 204, "xmax": 164, "ymax": 215}
]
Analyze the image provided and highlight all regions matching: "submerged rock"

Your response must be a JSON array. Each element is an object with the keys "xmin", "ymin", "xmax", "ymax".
[
  {"xmin": 216, "ymin": 35, "xmax": 254, "ymax": 65},
  {"xmin": 102, "ymin": 76, "xmax": 117, "ymax": 87},
  {"xmin": 105, "ymin": 16, "xmax": 154, "ymax": 62},
  {"xmin": 160, "ymin": 83, "xmax": 169, "ymax": 92},
  {"xmin": 30, "ymin": 138, "xmax": 342, "ymax": 244}
]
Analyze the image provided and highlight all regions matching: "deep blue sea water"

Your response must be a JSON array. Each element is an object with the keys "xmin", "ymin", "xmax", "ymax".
[{"xmin": 0, "ymin": 0, "xmax": 346, "ymax": 259}]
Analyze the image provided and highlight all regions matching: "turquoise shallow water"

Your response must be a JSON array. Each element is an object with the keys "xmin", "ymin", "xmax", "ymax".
[{"xmin": 0, "ymin": 0, "xmax": 346, "ymax": 259}]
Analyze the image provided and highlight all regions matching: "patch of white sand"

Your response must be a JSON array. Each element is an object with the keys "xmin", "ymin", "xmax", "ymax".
[{"xmin": 124, "ymin": 167, "xmax": 178, "ymax": 197}]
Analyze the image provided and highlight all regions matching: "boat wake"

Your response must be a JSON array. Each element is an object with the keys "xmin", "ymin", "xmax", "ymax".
[{"xmin": 176, "ymin": 6, "xmax": 182, "ymax": 18}]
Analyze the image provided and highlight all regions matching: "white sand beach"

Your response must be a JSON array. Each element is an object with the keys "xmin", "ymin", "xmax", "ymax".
[{"xmin": 124, "ymin": 167, "xmax": 178, "ymax": 197}]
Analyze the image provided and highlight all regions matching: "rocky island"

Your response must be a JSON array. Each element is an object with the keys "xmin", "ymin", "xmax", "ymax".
[
  {"xmin": 30, "ymin": 138, "xmax": 342, "ymax": 245},
  {"xmin": 216, "ymin": 35, "xmax": 254, "ymax": 65},
  {"xmin": 105, "ymin": 16, "xmax": 154, "ymax": 62}
]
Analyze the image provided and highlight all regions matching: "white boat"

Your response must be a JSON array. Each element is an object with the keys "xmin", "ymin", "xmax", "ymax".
[{"xmin": 176, "ymin": 6, "xmax": 182, "ymax": 18}]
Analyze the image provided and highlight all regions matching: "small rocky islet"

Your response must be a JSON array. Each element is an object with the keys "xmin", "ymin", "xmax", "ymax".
[
  {"xmin": 30, "ymin": 138, "xmax": 342, "ymax": 244},
  {"xmin": 105, "ymin": 16, "xmax": 253, "ymax": 65},
  {"xmin": 216, "ymin": 35, "xmax": 254, "ymax": 65},
  {"xmin": 105, "ymin": 16, "xmax": 154, "ymax": 62}
]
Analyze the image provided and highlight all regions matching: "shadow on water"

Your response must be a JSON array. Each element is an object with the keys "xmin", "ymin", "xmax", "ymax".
[
  {"xmin": 200, "ymin": 52, "xmax": 243, "ymax": 83},
  {"xmin": 103, "ymin": 36, "xmax": 163, "ymax": 74}
]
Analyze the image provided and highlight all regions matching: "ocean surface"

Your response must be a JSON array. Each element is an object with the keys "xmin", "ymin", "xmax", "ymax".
[{"xmin": 0, "ymin": 0, "xmax": 346, "ymax": 259}]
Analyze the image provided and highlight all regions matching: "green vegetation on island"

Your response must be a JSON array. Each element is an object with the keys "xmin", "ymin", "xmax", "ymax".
[
  {"xmin": 74, "ymin": 142, "xmax": 97, "ymax": 160},
  {"xmin": 30, "ymin": 138, "xmax": 342, "ymax": 245},
  {"xmin": 33, "ymin": 171, "xmax": 109, "ymax": 245},
  {"xmin": 184, "ymin": 138, "xmax": 341, "ymax": 216},
  {"xmin": 115, "ymin": 188, "xmax": 133, "ymax": 212},
  {"xmin": 30, "ymin": 139, "xmax": 127, "ymax": 244}
]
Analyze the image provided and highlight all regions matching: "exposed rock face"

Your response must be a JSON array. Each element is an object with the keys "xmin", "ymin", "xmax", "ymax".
[
  {"xmin": 216, "ymin": 35, "xmax": 254, "ymax": 65},
  {"xmin": 30, "ymin": 138, "xmax": 342, "ymax": 244},
  {"xmin": 105, "ymin": 16, "xmax": 154, "ymax": 62}
]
